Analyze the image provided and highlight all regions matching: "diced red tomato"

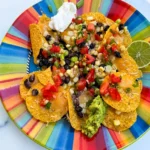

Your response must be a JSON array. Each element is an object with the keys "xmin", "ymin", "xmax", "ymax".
[
  {"xmin": 76, "ymin": 38, "xmax": 85, "ymax": 45},
  {"xmin": 41, "ymin": 50, "xmax": 48, "ymax": 58},
  {"xmin": 80, "ymin": 46, "xmax": 89, "ymax": 54},
  {"xmin": 78, "ymin": 62, "xmax": 84, "ymax": 68},
  {"xmin": 85, "ymin": 54, "xmax": 95, "ymax": 64},
  {"xmin": 86, "ymin": 68, "xmax": 95, "ymax": 83},
  {"xmin": 52, "ymin": 66, "xmax": 58, "ymax": 72},
  {"xmin": 42, "ymin": 90, "xmax": 54, "ymax": 100},
  {"xmin": 111, "ymin": 44, "xmax": 118, "ymax": 52},
  {"xmin": 53, "ymin": 75, "xmax": 62, "ymax": 86},
  {"xmin": 109, "ymin": 74, "xmax": 121, "ymax": 83},
  {"xmin": 88, "ymin": 88, "xmax": 95, "ymax": 96},
  {"xmin": 50, "ymin": 45, "xmax": 60, "ymax": 53},
  {"xmin": 83, "ymin": 31, "xmax": 88, "ymax": 40},
  {"xmin": 99, "ymin": 46, "xmax": 108, "ymax": 61},
  {"xmin": 59, "ymin": 67, "xmax": 66, "ymax": 73},
  {"xmin": 40, "ymin": 99, "xmax": 47, "ymax": 106},
  {"xmin": 108, "ymin": 87, "xmax": 121, "ymax": 101},
  {"xmin": 76, "ymin": 78, "xmax": 87, "ymax": 91},
  {"xmin": 72, "ymin": 18, "xmax": 83, "ymax": 24},
  {"xmin": 100, "ymin": 81, "xmax": 110, "ymax": 95},
  {"xmin": 95, "ymin": 34, "xmax": 101, "ymax": 41},
  {"xmin": 87, "ymin": 23, "xmax": 95, "ymax": 32}
]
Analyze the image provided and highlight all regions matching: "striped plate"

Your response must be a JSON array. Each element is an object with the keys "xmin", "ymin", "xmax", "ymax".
[{"xmin": 0, "ymin": 0, "xmax": 150, "ymax": 150}]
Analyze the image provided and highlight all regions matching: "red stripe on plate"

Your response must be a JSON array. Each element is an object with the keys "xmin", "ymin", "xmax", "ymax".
[{"xmin": 141, "ymin": 87, "xmax": 150, "ymax": 102}]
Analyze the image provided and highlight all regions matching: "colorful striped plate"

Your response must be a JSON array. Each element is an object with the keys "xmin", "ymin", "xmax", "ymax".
[{"xmin": 0, "ymin": 0, "xmax": 150, "ymax": 150}]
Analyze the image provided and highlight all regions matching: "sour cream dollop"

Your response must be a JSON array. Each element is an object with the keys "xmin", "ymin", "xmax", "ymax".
[{"xmin": 49, "ymin": 2, "xmax": 77, "ymax": 32}]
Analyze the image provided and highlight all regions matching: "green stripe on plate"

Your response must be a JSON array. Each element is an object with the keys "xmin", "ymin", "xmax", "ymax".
[
  {"xmin": 9, "ymin": 103, "xmax": 26, "ymax": 119},
  {"xmin": 0, "ymin": 64, "xmax": 26, "ymax": 75},
  {"xmin": 35, "ymin": 123, "xmax": 56, "ymax": 145},
  {"xmin": 91, "ymin": 0, "xmax": 101, "ymax": 12},
  {"xmin": 132, "ymin": 26, "xmax": 150, "ymax": 41},
  {"xmin": 53, "ymin": 0, "xmax": 63, "ymax": 9}
]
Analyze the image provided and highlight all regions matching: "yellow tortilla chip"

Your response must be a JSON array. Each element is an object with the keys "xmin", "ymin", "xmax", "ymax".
[
  {"xmin": 81, "ymin": 12, "xmax": 114, "ymax": 26},
  {"xmin": 102, "ymin": 72, "xmax": 142, "ymax": 112},
  {"xmin": 37, "ymin": 68, "xmax": 54, "ymax": 85},
  {"xmin": 103, "ymin": 107, "xmax": 137, "ymax": 131},
  {"xmin": 114, "ymin": 51, "xmax": 142, "ymax": 79},
  {"xmin": 26, "ymin": 84, "xmax": 68, "ymax": 123},
  {"xmin": 104, "ymin": 22, "xmax": 132, "ymax": 47},
  {"xmin": 19, "ymin": 72, "xmax": 39, "ymax": 100},
  {"xmin": 67, "ymin": 90, "xmax": 83, "ymax": 130}
]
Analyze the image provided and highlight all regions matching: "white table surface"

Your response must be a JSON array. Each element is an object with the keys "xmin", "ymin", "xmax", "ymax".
[{"xmin": 0, "ymin": 0, "xmax": 150, "ymax": 150}]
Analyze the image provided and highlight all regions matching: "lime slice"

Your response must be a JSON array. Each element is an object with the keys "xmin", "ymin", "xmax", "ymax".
[{"xmin": 127, "ymin": 40, "xmax": 150, "ymax": 68}]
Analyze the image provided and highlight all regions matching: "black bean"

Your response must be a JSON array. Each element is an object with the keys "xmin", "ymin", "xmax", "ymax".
[
  {"xmin": 32, "ymin": 89, "xmax": 39, "ymax": 96},
  {"xmin": 114, "ymin": 51, "xmax": 122, "ymax": 58},
  {"xmin": 119, "ymin": 24, "xmax": 124, "ymax": 31},
  {"xmin": 29, "ymin": 74, "xmax": 35, "ymax": 82},
  {"xmin": 40, "ymin": 48, "xmax": 43, "ymax": 54},
  {"xmin": 45, "ymin": 35, "xmax": 51, "ymax": 41},
  {"xmin": 99, "ymin": 64, "xmax": 106, "ymax": 68},
  {"xmin": 64, "ymin": 76, "xmax": 70, "ymax": 84},
  {"xmin": 75, "ymin": 105, "xmax": 83, "ymax": 112},
  {"xmin": 96, "ymin": 22, "xmax": 103, "ymax": 27},
  {"xmin": 64, "ymin": 64, "xmax": 70, "ymax": 70},
  {"xmin": 65, "ymin": 58, "xmax": 71, "ymax": 65},
  {"xmin": 53, "ymin": 42, "xmax": 59, "ymax": 45},
  {"xmin": 89, "ymin": 43, "xmax": 95, "ymax": 49},
  {"xmin": 97, "ymin": 31, "xmax": 103, "ymax": 35},
  {"xmin": 39, "ymin": 60, "xmax": 44, "ymax": 67},
  {"xmin": 104, "ymin": 25, "xmax": 110, "ymax": 32},
  {"xmin": 42, "ymin": 59, "xmax": 49, "ymax": 66},
  {"xmin": 52, "ymin": 29, "xmax": 56, "ymax": 32},
  {"xmin": 24, "ymin": 79, "xmax": 31, "ymax": 89},
  {"xmin": 74, "ymin": 99, "xmax": 79, "ymax": 106},
  {"xmin": 47, "ymin": 61, "xmax": 54, "ymax": 67},
  {"xmin": 82, "ymin": 24, "xmax": 86, "ymax": 29},
  {"xmin": 37, "ymin": 54, "xmax": 43, "ymax": 59},
  {"xmin": 77, "ymin": 112, "xmax": 83, "ymax": 118}
]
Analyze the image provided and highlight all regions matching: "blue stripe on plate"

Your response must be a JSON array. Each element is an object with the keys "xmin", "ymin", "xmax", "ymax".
[
  {"xmin": 46, "ymin": 119, "xmax": 74, "ymax": 150},
  {"xmin": 0, "ymin": 43, "xmax": 28, "ymax": 58},
  {"xmin": 142, "ymin": 73, "xmax": 150, "ymax": 80},
  {"xmin": 99, "ymin": 0, "xmax": 113, "ymax": 16},
  {"xmin": 125, "ymin": 10, "xmax": 147, "ymax": 34},
  {"xmin": 15, "ymin": 111, "xmax": 32, "ymax": 128},
  {"xmin": 130, "ymin": 116, "xmax": 149, "ymax": 139},
  {"xmin": 29, "ymin": 56, "xmax": 39, "ymax": 73},
  {"xmin": 102, "ymin": 126, "xmax": 117, "ymax": 150},
  {"xmin": 38, "ymin": 0, "xmax": 57, "ymax": 18},
  {"xmin": 33, "ymin": 3, "xmax": 43, "ymax": 15},
  {"xmin": 8, "ymin": 26, "xmax": 29, "ymax": 42}
]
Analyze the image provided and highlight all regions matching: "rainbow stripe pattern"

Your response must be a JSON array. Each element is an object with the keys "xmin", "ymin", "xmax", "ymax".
[{"xmin": 0, "ymin": 0, "xmax": 150, "ymax": 150}]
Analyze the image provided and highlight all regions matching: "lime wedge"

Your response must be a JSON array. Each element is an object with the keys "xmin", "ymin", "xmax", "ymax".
[{"xmin": 127, "ymin": 40, "xmax": 150, "ymax": 68}]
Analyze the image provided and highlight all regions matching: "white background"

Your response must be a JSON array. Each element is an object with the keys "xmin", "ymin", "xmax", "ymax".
[{"xmin": 0, "ymin": 0, "xmax": 150, "ymax": 150}]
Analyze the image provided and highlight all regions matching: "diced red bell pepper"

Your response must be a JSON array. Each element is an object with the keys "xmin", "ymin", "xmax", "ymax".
[
  {"xmin": 76, "ymin": 38, "xmax": 85, "ymax": 45},
  {"xmin": 99, "ymin": 46, "xmax": 108, "ymax": 61},
  {"xmin": 59, "ymin": 67, "xmax": 66, "ymax": 73},
  {"xmin": 50, "ymin": 45, "xmax": 60, "ymax": 53},
  {"xmin": 53, "ymin": 75, "xmax": 62, "ymax": 86},
  {"xmin": 108, "ymin": 87, "xmax": 121, "ymax": 101},
  {"xmin": 42, "ymin": 90, "xmax": 54, "ymax": 100},
  {"xmin": 88, "ymin": 88, "xmax": 95, "ymax": 96},
  {"xmin": 76, "ymin": 78, "xmax": 87, "ymax": 91},
  {"xmin": 40, "ymin": 99, "xmax": 47, "ymax": 106},
  {"xmin": 52, "ymin": 66, "xmax": 58, "ymax": 72},
  {"xmin": 87, "ymin": 23, "xmax": 95, "ymax": 32},
  {"xmin": 109, "ymin": 74, "xmax": 121, "ymax": 83},
  {"xmin": 86, "ymin": 68, "xmax": 95, "ymax": 83},
  {"xmin": 95, "ymin": 34, "xmax": 101, "ymax": 41},
  {"xmin": 111, "ymin": 44, "xmax": 118, "ymax": 52},
  {"xmin": 72, "ymin": 18, "xmax": 83, "ymax": 24},
  {"xmin": 41, "ymin": 50, "xmax": 48, "ymax": 58},
  {"xmin": 100, "ymin": 81, "xmax": 110, "ymax": 95},
  {"xmin": 80, "ymin": 46, "xmax": 89, "ymax": 54},
  {"xmin": 85, "ymin": 54, "xmax": 95, "ymax": 64}
]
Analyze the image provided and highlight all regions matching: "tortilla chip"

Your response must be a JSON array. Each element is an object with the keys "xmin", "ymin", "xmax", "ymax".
[
  {"xmin": 104, "ymin": 22, "xmax": 132, "ymax": 47},
  {"xmin": 19, "ymin": 72, "xmax": 39, "ymax": 100},
  {"xmin": 81, "ymin": 12, "xmax": 114, "ymax": 26},
  {"xmin": 26, "ymin": 84, "xmax": 68, "ymax": 123},
  {"xmin": 102, "ymin": 107, "xmax": 137, "ymax": 131},
  {"xmin": 37, "ymin": 68, "xmax": 54, "ymax": 85},
  {"xmin": 67, "ymin": 90, "xmax": 83, "ymax": 130},
  {"xmin": 102, "ymin": 72, "xmax": 142, "ymax": 112},
  {"xmin": 114, "ymin": 51, "xmax": 142, "ymax": 79}
]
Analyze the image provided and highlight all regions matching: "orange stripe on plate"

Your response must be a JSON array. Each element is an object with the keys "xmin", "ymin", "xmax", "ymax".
[
  {"xmin": 0, "ymin": 79, "xmax": 21, "ymax": 90},
  {"xmin": 121, "ymin": 6, "xmax": 136, "ymax": 24},
  {"xmin": 29, "ymin": 122, "xmax": 44, "ymax": 139},
  {"xmin": 70, "ymin": 0, "xmax": 76, "ymax": 4},
  {"xmin": 28, "ymin": 7, "xmax": 40, "ymax": 21},
  {"xmin": 83, "ymin": 0, "xmax": 92, "ymax": 13},
  {"xmin": 73, "ymin": 131, "xmax": 81, "ymax": 150},
  {"xmin": 3, "ymin": 94, "xmax": 23, "ymax": 111},
  {"xmin": 22, "ymin": 118, "xmax": 38, "ymax": 134}
]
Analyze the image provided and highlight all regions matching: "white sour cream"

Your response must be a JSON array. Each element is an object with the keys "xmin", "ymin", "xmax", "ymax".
[{"xmin": 49, "ymin": 2, "xmax": 77, "ymax": 32}]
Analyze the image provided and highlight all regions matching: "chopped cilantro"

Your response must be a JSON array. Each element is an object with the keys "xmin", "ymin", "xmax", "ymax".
[
  {"xmin": 132, "ymin": 81, "xmax": 139, "ymax": 87},
  {"xmin": 125, "ymin": 88, "xmax": 131, "ymax": 93},
  {"xmin": 45, "ymin": 102, "xmax": 51, "ymax": 109}
]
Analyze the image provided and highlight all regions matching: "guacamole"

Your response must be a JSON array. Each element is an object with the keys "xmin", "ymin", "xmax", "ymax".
[{"xmin": 81, "ymin": 96, "xmax": 106, "ymax": 138}]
